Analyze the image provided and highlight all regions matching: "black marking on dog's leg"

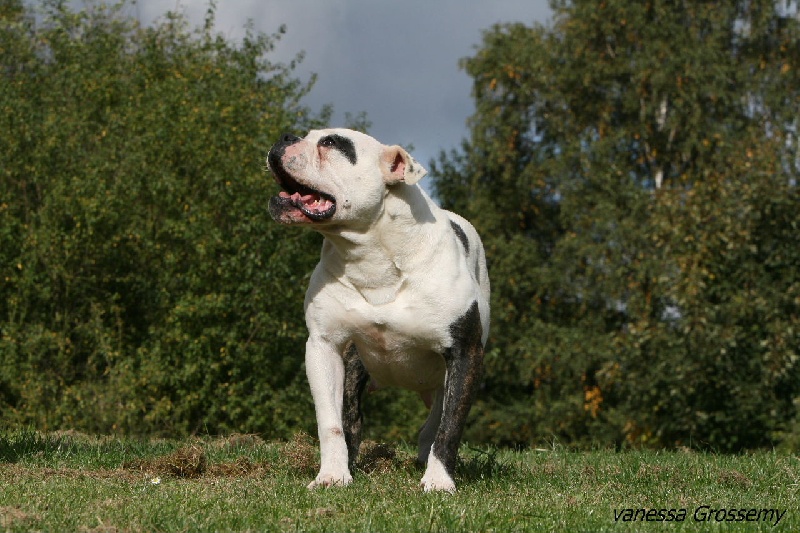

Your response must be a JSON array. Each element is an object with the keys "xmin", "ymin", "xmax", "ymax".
[
  {"xmin": 432, "ymin": 301, "xmax": 484, "ymax": 477},
  {"xmin": 450, "ymin": 220, "xmax": 469, "ymax": 254},
  {"xmin": 319, "ymin": 134, "xmax": 358, "ymax": 165},
  {"xmin": 342, "ymin": 342, "xmax": 369, "ymax": 469}
]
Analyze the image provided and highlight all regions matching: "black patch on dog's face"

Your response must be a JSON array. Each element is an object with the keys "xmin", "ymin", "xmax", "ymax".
[
  {"xmin": 319, "ymin": 134, "xmax": 357, "ymax": 165},
  {"xmin": 450, "ymin": 220, "xmax": 469, "ymax": 254}
]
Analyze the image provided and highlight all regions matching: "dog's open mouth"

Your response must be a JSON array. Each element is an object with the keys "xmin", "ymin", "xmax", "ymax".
[
  {"xmin": 277, "ymin": 189, "xmax": 336, "ymax": 219},
  {"xmin": 270, "ymin": 169, "xmax": 336, "ymax": 222}
]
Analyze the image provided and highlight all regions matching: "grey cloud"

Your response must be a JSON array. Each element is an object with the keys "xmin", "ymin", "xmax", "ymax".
[{"xmin": 114, "ymin": 1, "xmax": 551, "ymax": 186}]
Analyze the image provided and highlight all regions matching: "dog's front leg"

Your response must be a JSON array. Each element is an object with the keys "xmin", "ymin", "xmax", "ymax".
[
  {"xmin": 305, "ymin": 337, "xmax": 351, "ymax": 489},
  {"xmin": 421, "ymin": 302, "xmax": 484, "ymax": 493},
  {"xmin": 342, "ymin": 342, "xmax": 369, "ymax": 470}
]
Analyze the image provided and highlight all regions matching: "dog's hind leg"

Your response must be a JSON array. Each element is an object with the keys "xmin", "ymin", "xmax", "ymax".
[
  {"xmin": 421, "ymin": 301, "xmax": 484, "ymax": 492},
  {"xmin": 342, "ymin": 342, "xmax": 369, "ymax": 471},
  {"xmin": 417, "ymin": 387, "xmax": 444, "ymax": 465}
]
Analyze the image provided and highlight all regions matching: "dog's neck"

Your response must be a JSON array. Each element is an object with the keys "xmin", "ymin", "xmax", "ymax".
[{"xmin": 317, "ymin": 186, "xmax": 441, "ymax": 305}]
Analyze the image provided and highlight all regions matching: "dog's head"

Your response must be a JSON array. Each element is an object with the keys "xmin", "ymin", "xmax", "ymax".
[{"xmin": 266, "ymin": 128, "xmax": 427, "ymax": 227}]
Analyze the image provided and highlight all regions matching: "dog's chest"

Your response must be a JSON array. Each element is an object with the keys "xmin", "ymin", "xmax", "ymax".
[{"xmin": 344, "ymin": 295, "xmax": 449, "ymax": 391}]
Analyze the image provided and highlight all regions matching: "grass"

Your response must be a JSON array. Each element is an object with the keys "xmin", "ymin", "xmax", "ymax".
[{"xmin": 0, "ymin": 430, "xmax": 798, "ymax": 532}]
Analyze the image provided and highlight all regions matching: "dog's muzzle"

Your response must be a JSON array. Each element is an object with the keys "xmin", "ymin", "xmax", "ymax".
[{"xmin": 268, "ymin": 133, "xmax": 337, "ymax": 222}]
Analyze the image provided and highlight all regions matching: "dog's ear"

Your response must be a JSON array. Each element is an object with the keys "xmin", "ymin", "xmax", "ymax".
[{"xmin": 382, "ymin": 145, "xmax": 427, "ymax": 186}]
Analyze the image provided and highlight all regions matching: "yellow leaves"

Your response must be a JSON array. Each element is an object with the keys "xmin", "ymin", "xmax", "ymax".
[
  {"xmin": 623, "ymin": 420, "xmax": 653, "ymax": 445},
  {"xmin": 583, "ymin": 385, "xmax": 603, "ymax": 418},
  {"xmin": 488, "ymin": 65, "xmax": 523, "ymax": 91},
  {"xmin": 533, "ymin": 364, "xmax": 552, "ymax": 389},
  {"xmin": 780, "ymin": 63, "xmax": 791, "ymax": 75},
  {"xmin": 504, "ymin": 64, "xmax": 521, "ymax": 80},
  {"xmin": 507, "ymin": 128, "xmax": 518, "ymax": 151}
]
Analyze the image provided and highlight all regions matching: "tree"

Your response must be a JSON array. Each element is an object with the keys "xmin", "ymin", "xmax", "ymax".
[
  {"xmin": 432, "ymin": 0, "xmax": 800, "ymax": 450},
  {"xmin": 0, "ymin": 0, "xmax": 329, "ymax": 435}
]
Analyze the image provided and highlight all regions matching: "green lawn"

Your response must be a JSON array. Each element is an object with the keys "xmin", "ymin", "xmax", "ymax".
[{"xmin": 0, "ymin": 430, "xmax": 797, "ymax": 532}]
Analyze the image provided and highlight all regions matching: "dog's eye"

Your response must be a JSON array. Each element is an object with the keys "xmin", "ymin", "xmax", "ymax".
[{"xmin": 318, "ymin": 134, "xmax": 357, "ymax": 165}]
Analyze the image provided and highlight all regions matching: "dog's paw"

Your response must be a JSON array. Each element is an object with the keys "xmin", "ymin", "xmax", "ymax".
[
  {"xmin": 307, "ymin": 472, "xmax": 352, "ymax": 490},
  {"xmin": 420, "ymin": 474, "xmax": 456, "ymax": 493},
  {"xmin": 420, "ymin": 454, "xmax": 456, "ymax": 493}
]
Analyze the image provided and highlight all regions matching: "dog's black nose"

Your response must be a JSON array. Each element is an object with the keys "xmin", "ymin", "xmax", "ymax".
[{"xmin": 281, "ymin": 133, "xmax": 300, "ymax": 144}]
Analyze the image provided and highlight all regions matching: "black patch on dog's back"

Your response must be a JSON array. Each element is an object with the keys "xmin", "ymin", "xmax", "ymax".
[
  {"xmin": 319, "ymin": 134, "xmax": 357, "ymax": 165},
  {"xmin": 450, "ymin": 220, "xmax": 469, "ymax": 254}
]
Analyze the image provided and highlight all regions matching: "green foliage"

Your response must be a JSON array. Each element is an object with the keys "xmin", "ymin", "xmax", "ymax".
[
  {"xmin": 0, "ymin": 0, "xmax": 330, "ymax": 436},
  {"xmin": 3, "ymin": 0, "xmax": 799, "ymax": 454},
  {"xmin": 433, "ymin": 0, "xmax": 800, "ymax": 451}
]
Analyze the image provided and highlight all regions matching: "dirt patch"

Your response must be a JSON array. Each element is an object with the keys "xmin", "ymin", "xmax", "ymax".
[
  {"xmin": 717, "ymin": 468, "xmax": 752, "ymax": 489},
  {"xmin": 210, "ymin": 433, "xmax": 266, "ymax": 451},
  {"xmin": 356, "ymin": 441, "xmax": 398, "ymax": 474},
  {"xmin": 124, "ymin": 444, "xmax": 207, "ymax": 479},
  {"xmin": 207, "ymin": 456, "xmax": 271, "ymax": 478},
  {"xmin": 123, "ymin": 432, "xmax": 322, "ymax": 479},
  {"xmin": 307, "ymin": 506, "xmax": 336, "ymax": 519},
  {"xmin": 2, "ymin": 464, "xmax": 140, "ymax": 483},
  {"xmin": 0, "ymin": 506, "xmax": 39, "ymax": 529},
  {"xmin": 537, "ymin": 461, "xmax": 560, "ymax": 477},
  {"xmin": 78, "ymin": 523, "xmax": 127, "ymax": 533},
  {"xmin": 281, "ymin": 431, "xmax": 318, "ymax": 476}
]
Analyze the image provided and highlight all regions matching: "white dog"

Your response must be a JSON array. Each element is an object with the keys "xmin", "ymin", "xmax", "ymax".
[{"xmin": 267, "ymin": 129, "xmax": 490, "ymax": 492}]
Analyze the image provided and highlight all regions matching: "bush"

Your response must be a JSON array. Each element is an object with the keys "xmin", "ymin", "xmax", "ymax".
[{"xmin": 0, "ymin": 0, "xmax": 326, "ymax": 436}]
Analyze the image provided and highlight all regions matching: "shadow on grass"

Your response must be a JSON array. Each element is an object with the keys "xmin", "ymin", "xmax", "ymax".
[
  {"xmin": 456, "ymin": 446, "xmax": 517, "ymax": 484},
  {"xmin": 0, "ymin": 430, "xmax": 65, "ymax": 463},
  {"xmin": 351, "ymin": 440, "xmax": 518, "ymax": 486}
]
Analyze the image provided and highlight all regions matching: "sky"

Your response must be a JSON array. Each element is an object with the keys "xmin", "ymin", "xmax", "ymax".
[{"xmin": 125, "ymin": 0, "xmax": 552, "ymax": 180}]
